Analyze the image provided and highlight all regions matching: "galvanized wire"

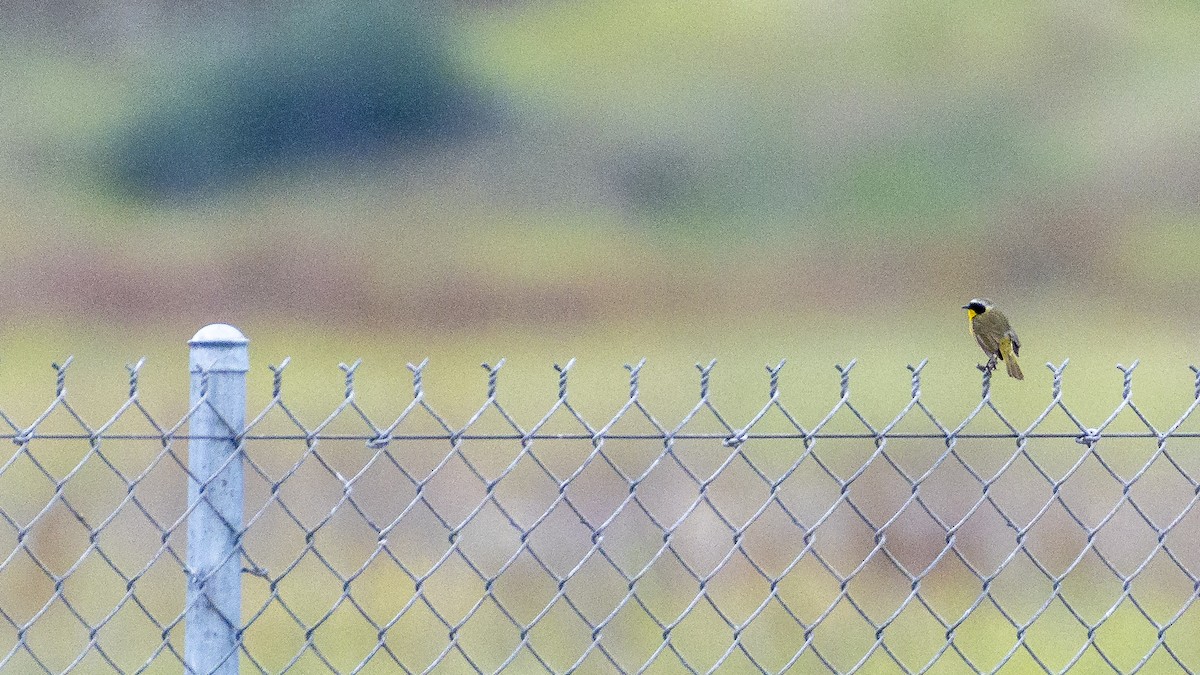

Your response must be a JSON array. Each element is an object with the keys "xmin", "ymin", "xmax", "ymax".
[{"xmin": 1, "ymin": 354, "xmax": 1198, "ymax": 673}]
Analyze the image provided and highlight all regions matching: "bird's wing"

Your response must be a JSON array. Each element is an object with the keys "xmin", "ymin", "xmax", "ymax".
[{"xmin": 1007, "ymin": 329, "xmax": 1021, "ymax": 357}]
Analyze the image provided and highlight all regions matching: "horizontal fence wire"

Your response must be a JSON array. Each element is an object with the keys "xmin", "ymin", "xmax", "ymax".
[{"xmin": 0, "ymin": 352, "xmax": 1198, "ymax": 674}]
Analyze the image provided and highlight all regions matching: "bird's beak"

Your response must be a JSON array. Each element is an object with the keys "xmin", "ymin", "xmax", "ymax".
[{"xmin": 961, "ymin": 305, "xmax": 970, "ymax": 309}]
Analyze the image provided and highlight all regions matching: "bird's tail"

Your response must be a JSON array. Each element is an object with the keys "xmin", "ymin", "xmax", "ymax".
[{"xmin": 1001, "ymin": 340, "xmax": 1023, "ymax": 380}]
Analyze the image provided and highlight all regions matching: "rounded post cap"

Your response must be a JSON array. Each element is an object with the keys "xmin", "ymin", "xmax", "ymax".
[
  {"xmin": 189, "ymin": 324, "xmax": 249, "ymax": 373},
  {"xmin": 189, "ymin": 324, "xmax": 248, "ymax": 345}
]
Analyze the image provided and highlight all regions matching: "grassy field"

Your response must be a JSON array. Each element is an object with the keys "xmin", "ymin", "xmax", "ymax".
[{"xmin": 3, "ymin": 0, "xmax": 1200, "ymax": 671}]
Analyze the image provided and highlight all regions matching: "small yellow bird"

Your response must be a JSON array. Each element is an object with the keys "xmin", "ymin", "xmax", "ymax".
[{"xmin": 963, "ymin": 298, "xmax": 1023, "ymax": 380}]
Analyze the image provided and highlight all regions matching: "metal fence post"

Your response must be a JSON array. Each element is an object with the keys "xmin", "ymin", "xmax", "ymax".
[{"xmin": 184, "ymin": 324, "xmax": 249, "ymax": 675}]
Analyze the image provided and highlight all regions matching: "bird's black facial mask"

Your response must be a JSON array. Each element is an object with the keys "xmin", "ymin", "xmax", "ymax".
[{"xmin": 964, "ymin": 301, "xmax": 988, "ymax": 315}]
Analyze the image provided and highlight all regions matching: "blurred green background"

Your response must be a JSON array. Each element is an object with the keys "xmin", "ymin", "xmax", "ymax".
[{"xmin": 2, "ymin": 0, "xmax": 1200, "ymax": 672}]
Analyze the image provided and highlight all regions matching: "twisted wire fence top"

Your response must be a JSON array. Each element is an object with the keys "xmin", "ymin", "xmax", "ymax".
[{"xmin": 0, "ymin": 355, "xmax": 1198, "ymax": 674}]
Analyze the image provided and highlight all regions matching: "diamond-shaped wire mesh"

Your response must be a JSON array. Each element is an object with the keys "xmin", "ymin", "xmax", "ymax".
[
  {"xmin": 1, "ymin": 352, "xmax": 1199, "ymax": 674},
  {"xmin": 0, "ymin": 358, "xmax": 191, "ymax": 673}
]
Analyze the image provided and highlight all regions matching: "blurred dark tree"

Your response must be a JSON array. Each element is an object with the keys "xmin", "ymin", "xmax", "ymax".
[{"xmin": 104, "ymin": 0, "xmax": 480, "ymax": 198}]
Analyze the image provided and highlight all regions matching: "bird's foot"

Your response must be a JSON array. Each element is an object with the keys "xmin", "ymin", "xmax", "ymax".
[{"xmin": 977, "ymin": 358, "xmax": 998, "ymax": 374}]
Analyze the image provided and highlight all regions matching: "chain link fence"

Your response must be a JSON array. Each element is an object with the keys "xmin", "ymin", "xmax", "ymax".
[{"xmin": 1, "ymin": 324, "xmax": 1198, "ymax": 673}]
